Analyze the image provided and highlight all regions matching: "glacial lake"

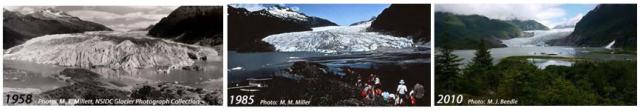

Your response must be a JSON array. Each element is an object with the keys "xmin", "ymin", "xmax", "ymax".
[
  {"xmin": 450, "ymin": 46, "xmax": 636, "ymax": 69},
  {"xmin": 3, "ymin": 57, "xmax": 223, "ymax": 94},
  {"xmin": 228, "ymin": 48, "xmax": 430, "ymax": 90}
]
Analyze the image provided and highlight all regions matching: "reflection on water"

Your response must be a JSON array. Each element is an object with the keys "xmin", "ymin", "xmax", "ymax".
[
  {"xmin": 228, "ymin": 51, "xmax": 327, "ymax": 82},
  {"xmin": 527, "ymin": 58, "xmax": 573, "ymax": 69},
  {"xmin": 450, "ymin": 46, "xmax": 636, "ymax": 68},
  {"xmin": 228, "ymin": 50, "xmax": 430, "ymax": 82},
  {"xmin": 452, "ymin": 46, "xmax": 576, "ymax": 65},
  {"xmin": 3, "ymin": 60, "xmax": 68, "ymax": 93}
]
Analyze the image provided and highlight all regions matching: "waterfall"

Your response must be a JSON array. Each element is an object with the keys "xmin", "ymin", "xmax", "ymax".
[{"xmin": 604, "ymin": 40, "xmax": 616, "ymax": 49}]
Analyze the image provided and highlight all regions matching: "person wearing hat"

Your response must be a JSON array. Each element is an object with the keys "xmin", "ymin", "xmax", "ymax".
[{"xmin": 397, "ymin": 79, "xmax": 408, "ymax": 105}]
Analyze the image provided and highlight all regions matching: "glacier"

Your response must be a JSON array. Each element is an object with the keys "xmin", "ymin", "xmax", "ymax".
[
  {"xmin": 262, "ymin": 22, "xmax": 414, "ymax": 53},
  {"xmin": 502, "ymin": 28, "xmax": 574, "ymax": 47},
  {"xmin": 4, "ymin": 31, "xmax": 219, "ymax": 74}
]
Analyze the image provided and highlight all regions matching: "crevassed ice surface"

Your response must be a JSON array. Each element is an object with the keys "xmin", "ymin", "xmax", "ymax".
[
  {"xmin": 262, "ymin": 22, "xmax": 413, "ymax": 53},
  {"xmin": 502, "ymin": 28, "xmax": 574, "ymax": 47},
  {"xmin": 3, "ymin": 31, "xmax": 218, "ymax": 74}
]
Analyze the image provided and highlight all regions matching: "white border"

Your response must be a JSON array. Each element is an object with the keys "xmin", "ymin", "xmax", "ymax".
[{"xmin": 1, "ymin": 0, "xmax": 639, "ymax": 111}]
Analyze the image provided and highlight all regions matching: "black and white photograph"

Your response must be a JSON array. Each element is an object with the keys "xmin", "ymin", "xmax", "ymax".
[{"xmin": 3, "ymin": 6, "xmax": 223, "ymax": 105}]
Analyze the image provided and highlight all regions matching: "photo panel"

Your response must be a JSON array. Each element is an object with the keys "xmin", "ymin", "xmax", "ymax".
[
  {"xmin": 227, "ymin": 4, "xmax": 431, "ymax": 106},
  {"xmin": 434, "ymin": 3, "xmax": 637, "ymax": 106},
  {"xmin": 3, "ymin": 6, "xmax": 224, "ymax": 105}
]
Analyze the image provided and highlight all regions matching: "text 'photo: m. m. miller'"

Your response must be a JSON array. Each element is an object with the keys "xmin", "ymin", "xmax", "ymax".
[
  {"xmin": 3, "ymin": 6, "xmax": 224, "ymax": 105},
  {"xmin": 227, "ymin": 4, "xmax": 430, "ymax": 106}
]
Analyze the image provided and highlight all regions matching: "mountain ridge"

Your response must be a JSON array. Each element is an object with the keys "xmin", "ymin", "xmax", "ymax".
[{"xmin": 3, "ymin": 8, "xmax": 112, "ymax": 49}]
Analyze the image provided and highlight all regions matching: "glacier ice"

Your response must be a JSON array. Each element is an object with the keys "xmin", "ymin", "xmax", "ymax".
[
  {"xmin": 262, "ymin": 22, "xmax": 414, "ymax": 53},
  {"xmin": 502, "ymin": 28, "xmax": 574, "ymax": 47},
  {"xmin": 4, "ymin": 31, "xmax": 219, "ymax": 74}
]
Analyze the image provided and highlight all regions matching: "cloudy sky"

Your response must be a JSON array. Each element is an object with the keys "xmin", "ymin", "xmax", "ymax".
[
  {"xmin": 5, "ymin": 6, "xmax": 178, "ymax": 31},
  {"xmin": 435, "ymin": 4, "xmax": 596, "ymax": 28},
  {"xmin": 230, "ymin": 4, "xmax": 390, "ymax": 26}
]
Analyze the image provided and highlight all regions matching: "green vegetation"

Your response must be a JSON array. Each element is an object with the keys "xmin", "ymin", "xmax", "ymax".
[
  {"xmin": 435, "ymin": 12, "xmax": 522, "ymax": 49},
  {"xmin": 435, "ymin": 43, "xmax": 637, "ymax": 105},
  {"xmin": 557, "ymin": 4, "xmax": 637, "ymax": 51},
  {"xmin": 435, "ymin": 12, "xmax": 551, "ymax": 49},
  {"xmin": 435, "ymin": 46, "xmax": 463, "ymax": 94}
]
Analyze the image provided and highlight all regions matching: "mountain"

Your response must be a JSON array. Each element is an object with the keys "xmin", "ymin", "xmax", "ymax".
[
  {"xmin": 130, "ymin": 25, "xmax": 154, "ymax": 31},
  {"xmin": 369, "ymin": 4, "xmax": 430, "ymax": 43},
  {"xmin": 256, "ymin": 5, "xmax": 338, "ymax": 27},
  {"xmin": 3, "ymin": 31, "xmax": 218, "ymax": 75},
  {"xmin": 551, "ymin": 4, "xmax": 637, "ymax": 50},
  {"xmin": 435, "ymin": 12, "xmax": 522, "ymax": 49},
  {"xmin": 3, "ymin": 8, "xmax": 112, "ymax": 49},
  {"xmin": 553, "ymin": 24, "xmax": 576, "ymax": 29},
  {"xmin": 147, "ymin": 6, "xmax": 223, "ymax": 48},
  {"xmin": 349, "ymin": 17, "xmax": 376, "ymax": 26},
  {"xmin": 228, "ymin": 5, "xmax": 338, "ymax": 52},
  {"xmin": 505, "ymin": 19, "xmax": 549, "ymax": 30}
]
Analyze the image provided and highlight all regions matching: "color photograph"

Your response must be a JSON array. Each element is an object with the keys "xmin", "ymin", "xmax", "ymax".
[{"xmin": 227, "ymin": 4, "xmax": 430, "ymax": 106}]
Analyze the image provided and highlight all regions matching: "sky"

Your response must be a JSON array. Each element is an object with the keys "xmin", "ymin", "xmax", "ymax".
[
  {"xmin": 435, "ymin": 4, "xmax": 597, "ymax": 28},
  {"xmin": 5, "ymin": 6, "xmax": 178, "ymax": 31},
  {"xmin": 231, "ymin": 4, "xmax": 391, "ymax": 26}
]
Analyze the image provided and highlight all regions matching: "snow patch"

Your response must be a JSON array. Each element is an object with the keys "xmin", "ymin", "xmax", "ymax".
[
  {"xmin": 605, "ymin": 40, "xmax": 616, "ymax": 49},
  {"xmin": 266, "ymin": 7, "xmax": 308, "ymax": 21}
]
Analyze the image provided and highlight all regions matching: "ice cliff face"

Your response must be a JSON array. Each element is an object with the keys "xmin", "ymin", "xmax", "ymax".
[
  {"xmin": 262, "ymin": 22, "xmax": 413, "ymax": 53},
  {"xmin": 4, "ymin": 31, "xmax": 218, "ymax": 74}
]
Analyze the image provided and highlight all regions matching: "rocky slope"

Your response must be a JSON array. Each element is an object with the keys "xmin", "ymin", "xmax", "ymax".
[
  {"xmin": 228, "ymin": 5, "xmax": 338, "ymax": 52},
  {"xmin": 147, "ymin": 6, "xmax": 223, "ymax": 48},
  {"xmin": 3, "ymin": 31, "xmax": 218, "ymax": 74},
  {"xmin": 369, "ymin": 4, "xmax": 430, "ymax": 43},
  {"xmin": 40, "ymin": 68, "xmax": 222, "ymax": 105},
  {"xmin": 3, "ymin": 8, "xmax": 112, "ymax": 49},
  {"xmin": 551, "ymin": 4, "xmax": 637, "ymax": 50}
]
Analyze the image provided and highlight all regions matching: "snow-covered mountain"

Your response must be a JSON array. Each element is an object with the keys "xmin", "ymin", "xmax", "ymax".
[
  {"xmin": 349, "ymin": 17, "xmax": 376, "ymax": 26},
  {"xmin": 262, "ymin": 6, "xmax": 308, "ymax": 21},
  {"xmin": 228, "ymin": 6, "xmax": 338, "ymax": 52},
  {"xmin": 4, "ymin": 31, "xmax": 218, "ymax": 74},
  {"xmin": 29, "ymin": 8, "xmax": 78, "ymax": 21},
  {"xmin": 553, "ymin": 14, "xmax": 583, "ymax": 29},
  {"xmin": 3, "ymin": 8, "xmax": 112, "ymax": 49},
  {"xmin": 252, "ymin": 5, "xmax": 338, "ymax": 27},
  {"xmin": 262, "ymin": 21, "xmax": 413, "ymax": 53}
]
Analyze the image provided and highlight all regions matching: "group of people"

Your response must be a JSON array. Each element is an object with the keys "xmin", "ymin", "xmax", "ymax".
[{"xmin": 348, "ymin": 68, "xmax": 417, "ymax": 106}]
